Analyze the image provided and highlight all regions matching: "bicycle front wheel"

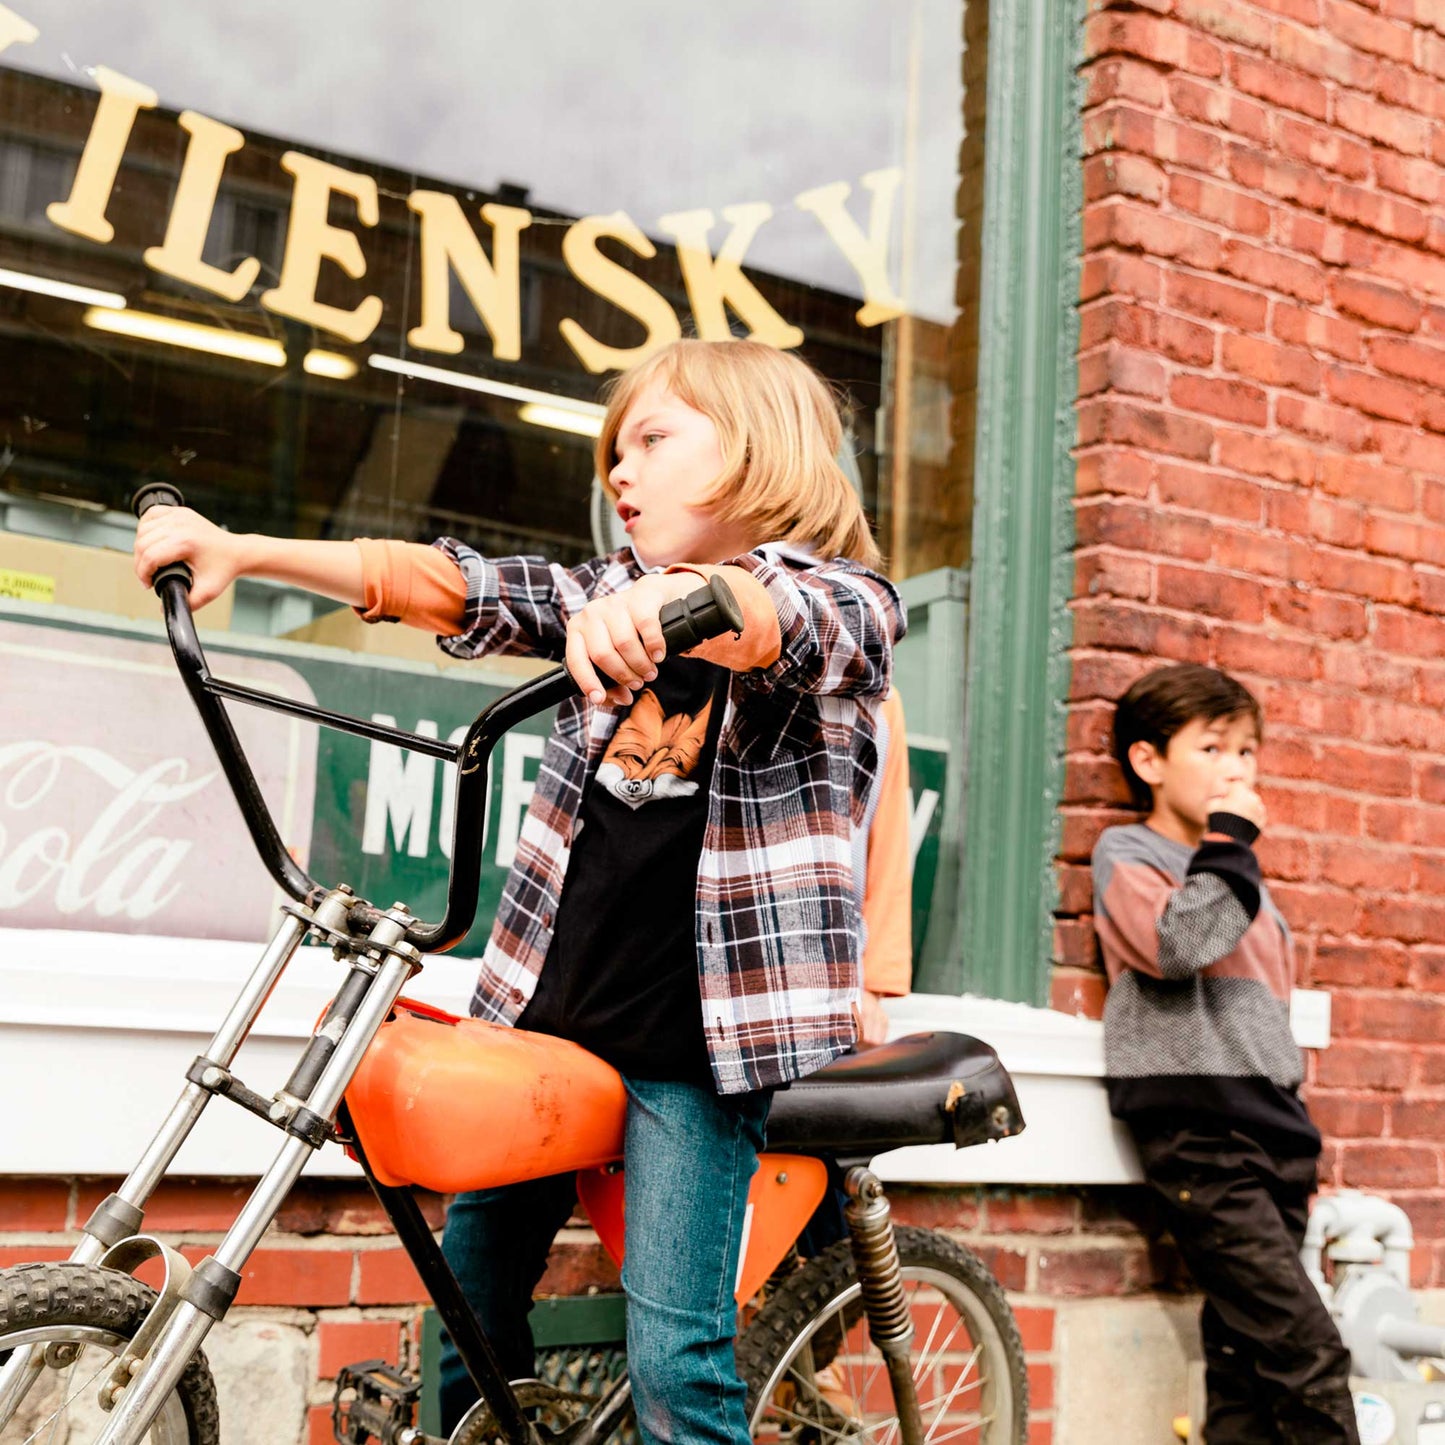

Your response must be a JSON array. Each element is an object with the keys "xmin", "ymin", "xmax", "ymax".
[
  {"xmin": 0, "ymin": 1263, "xmax": 219, "ymax": 1445},
  {"xmin": 739, "ymin": 1227, "xmax": 1028, "ymax": 1445}
]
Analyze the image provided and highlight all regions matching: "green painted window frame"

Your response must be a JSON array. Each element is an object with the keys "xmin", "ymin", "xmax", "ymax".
[{"xmin": 956, "ymin": 0, "xmax": 1083, "ymax": 1004}]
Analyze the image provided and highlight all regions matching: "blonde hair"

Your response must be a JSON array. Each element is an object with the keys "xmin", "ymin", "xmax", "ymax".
[{"xmin": 594, "ymin": 339, "xmax": 882, "ymax": 570}]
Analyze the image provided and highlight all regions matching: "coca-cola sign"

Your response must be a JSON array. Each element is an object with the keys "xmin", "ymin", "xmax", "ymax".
[{"xmin": 0, "ymin": 618, "xmax": 315, "ymax": 940}]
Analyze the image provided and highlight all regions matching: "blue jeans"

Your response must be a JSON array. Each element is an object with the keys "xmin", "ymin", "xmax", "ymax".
[{"xmin": 438, "ymin": 1076, "xmax": 771, "ymax": 1445}]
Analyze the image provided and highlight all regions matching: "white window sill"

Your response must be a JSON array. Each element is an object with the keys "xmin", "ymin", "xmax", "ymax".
[{"xmin": 0, "ymin": 929, "xmax": 1329, "ymax": 1186}]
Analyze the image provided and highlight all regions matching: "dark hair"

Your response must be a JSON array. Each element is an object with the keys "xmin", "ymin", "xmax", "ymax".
[{"xmin": 1112, "ymin": 664, "xmax": 1263, "ymax": 810}]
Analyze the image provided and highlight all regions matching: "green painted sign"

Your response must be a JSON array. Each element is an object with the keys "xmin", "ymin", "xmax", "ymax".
[
  {"xmin": 0, "ymin": 601, "xmax": 946, "ymax": 968},
  {"xmin": 297, "ymin": 654, "xmax": 554, "ymax": 957},
  {"xmin": 907, "ymin": 737, "xmax": 947, "ymax": 969}
]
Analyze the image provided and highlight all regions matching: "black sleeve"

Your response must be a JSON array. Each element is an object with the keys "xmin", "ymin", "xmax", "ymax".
[{"xmin": 1186, "ymin": 811, "xmax": 1262, "ymax": 920}]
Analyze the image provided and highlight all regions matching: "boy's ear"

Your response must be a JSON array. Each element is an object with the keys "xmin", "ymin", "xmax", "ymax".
[{"xmin": 1128, "ymin": 740, "xmax": 1165, "ymax": 788}]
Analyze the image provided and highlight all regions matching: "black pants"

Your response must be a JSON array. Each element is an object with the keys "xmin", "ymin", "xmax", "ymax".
[{"xmin": 1131, "ymin": 1121, "xmax": 1360, "ymax": 1445}]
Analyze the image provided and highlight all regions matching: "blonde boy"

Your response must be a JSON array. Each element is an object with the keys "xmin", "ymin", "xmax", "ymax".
[{"xmin": 136, "ymin": 339, "xmax": 904, "ymax": 1445}]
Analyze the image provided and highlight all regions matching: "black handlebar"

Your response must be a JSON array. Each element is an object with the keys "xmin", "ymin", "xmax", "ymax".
[
  {"xmin": 132, "ymin": 484, "xmax": 745, "ymax": 952},
  {"xmin": 133, "ymin": 482, "xmax": 196, "ymax": 590}
]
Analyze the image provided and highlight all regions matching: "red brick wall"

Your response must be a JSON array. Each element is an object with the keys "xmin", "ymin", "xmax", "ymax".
[
  {"xmin": 0, "ymin": 1177, "xmax": 630, "ymax": 1445},
  {"xmin": 1062, "ymin": 0, "xmax": 1445, "ymax": 1283},
  {"xmin": 0, "ymin": 1179, "xmax": 436, "ymax": 1445},
  {"xmin": 3, "ymin": 1177, "xmax": 1189, "ymax": 1444}
]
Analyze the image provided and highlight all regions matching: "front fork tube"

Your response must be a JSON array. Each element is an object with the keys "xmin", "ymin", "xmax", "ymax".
[
  {"xmin": 78, "ymin": 905, "xmax": 318, "ymax": 1264},
  {"xmin": 91, "ymin": 907, "xmax": 419, "ymax": 1445},
  {"xmin": 845, "ymin": 1167, "xmax": 924, "ymax": 1445},
  {"xmin": 0, "ymin": 904, "xmax": 318, "ymax": 1432}
]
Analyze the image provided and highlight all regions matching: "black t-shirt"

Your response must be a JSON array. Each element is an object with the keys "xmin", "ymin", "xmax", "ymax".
[{"xmin": 517, "ymin": 656, "xmax": 726, "ymax": 1085}]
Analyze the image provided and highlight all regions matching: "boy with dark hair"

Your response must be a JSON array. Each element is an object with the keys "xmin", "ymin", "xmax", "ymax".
[{"xmin": 1095, "ymin": 663, "xmax": 1359, "ymax": 1444}]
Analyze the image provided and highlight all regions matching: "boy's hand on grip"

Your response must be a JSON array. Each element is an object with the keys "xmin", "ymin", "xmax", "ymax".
[
  {"xmin": 565, "ymin": 572, "xmax": 701, "ymax": 707},
  {"xmin": 1211, "ymin": 780, "xmax": 1267, "ymax": 832},
  {"xmin": 134, "ymin": 505, "xmax": 245, "ymax": 611}
]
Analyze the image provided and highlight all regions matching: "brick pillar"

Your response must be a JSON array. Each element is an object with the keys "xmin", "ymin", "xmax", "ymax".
[{"xmin": 1063, "ymin": 0, "xmax": 1445, "ymax": 1280}]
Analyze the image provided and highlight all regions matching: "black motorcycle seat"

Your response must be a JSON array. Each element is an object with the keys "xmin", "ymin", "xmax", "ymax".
[{"xmin": 766, "ymin": 1031, "xmax": 1025, "ymax": 1160}]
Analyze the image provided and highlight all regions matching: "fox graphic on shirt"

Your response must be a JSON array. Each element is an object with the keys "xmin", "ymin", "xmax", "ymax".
[{"xmin": 596, "ymin": 688, "xmax": 713, "ymax": 809}]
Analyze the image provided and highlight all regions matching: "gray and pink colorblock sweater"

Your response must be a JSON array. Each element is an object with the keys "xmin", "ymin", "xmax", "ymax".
[{"xmin": 1092, "ymin": 818, "xmax": 1320, "ymax": 1155}]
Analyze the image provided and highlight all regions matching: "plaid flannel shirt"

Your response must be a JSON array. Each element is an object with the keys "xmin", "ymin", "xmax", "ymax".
[{"xmin": 434, "ymin": 538, "xmax": 906, "ymax": 1095}]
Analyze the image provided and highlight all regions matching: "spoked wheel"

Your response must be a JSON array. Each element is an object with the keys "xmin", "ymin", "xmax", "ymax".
[
  {"xmin": 739, "ymin": 1228, "xmax": 1028, "ymax": 1445},
  {"xmin": 0, "ymin": 1264, "xmax": 219, "ymax": 1445}
]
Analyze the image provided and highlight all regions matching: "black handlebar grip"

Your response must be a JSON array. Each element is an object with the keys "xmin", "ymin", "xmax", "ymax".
[
  {"xmin": 658, "ymin": 576, "xmax": 746, "ymax": 655},
  {"xmin": 131, "ymin": 481, "xmax": 187, "ymax": 517},
  {"xmin": 130, "ymin": 482, "xmax": 194, "ymax": 592}
]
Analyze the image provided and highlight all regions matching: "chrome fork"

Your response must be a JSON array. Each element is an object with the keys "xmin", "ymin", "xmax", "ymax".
[
  {"xmin": 0, "ymin": 903, "xmax": 314, "ymax": 1430},
  {"xmin": 90, "ymin": 900, "xmax": 421, "ymax": 1445}
]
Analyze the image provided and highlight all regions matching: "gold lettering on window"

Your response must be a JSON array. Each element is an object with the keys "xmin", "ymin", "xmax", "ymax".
[
  {"xmin": 560, "ymin": 211, "xmax": 681, "ymax": 374},
  {"xmin": 46, "ymin": 67, "xmax": 158, "ymax": 244},
  {"xmin": 406, "ymin": 194, "xmax": 533, "ymax": 360},
  {"xmin": 260, "ymin": 152, "xmax": 382, "ymax": 345},
  {"xmin": 656, "ymin": 204, "xmax": 803, "ymax": 350},
  {"xmin": 143, "ymin": 112, "xmax": 258, "ymax": 302},
  {"xmin": 795, "ymin": 169, "xmax": 905, "ymax": 327}
]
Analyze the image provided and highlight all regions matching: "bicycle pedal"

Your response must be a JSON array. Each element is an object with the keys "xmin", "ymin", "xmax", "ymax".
[{"xmin": 332, "ymin": 1358, "xmax": 422, "ymax": 1444}]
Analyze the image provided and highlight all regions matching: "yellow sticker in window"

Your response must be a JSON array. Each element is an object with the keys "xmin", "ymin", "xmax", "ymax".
[{"xmin": 0, "ymin": 568, "xmax": 56, "ymax": 603}]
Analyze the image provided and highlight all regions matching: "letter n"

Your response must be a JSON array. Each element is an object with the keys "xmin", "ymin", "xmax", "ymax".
[{"xmin": 407, "ymin": 192, "xmax": 533, "ymax": 359}]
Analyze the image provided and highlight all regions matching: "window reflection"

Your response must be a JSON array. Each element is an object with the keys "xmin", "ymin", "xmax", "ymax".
[{"xmin": 0, "ymin": 1, "xmax": 981, "ymax": 621}]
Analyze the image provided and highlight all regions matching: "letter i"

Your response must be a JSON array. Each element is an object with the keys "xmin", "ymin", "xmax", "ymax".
[{"xmin": 48, "ymin": 66, "xmax": 159, "ymax": 244}]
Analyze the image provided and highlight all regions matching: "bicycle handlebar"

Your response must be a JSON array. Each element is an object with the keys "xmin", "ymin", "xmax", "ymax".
[{"xmin": 131, "ymin": 482, "xmax": 746, "ymax": 952}]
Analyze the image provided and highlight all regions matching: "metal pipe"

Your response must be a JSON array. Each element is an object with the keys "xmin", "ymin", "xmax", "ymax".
[
  {"xmin": 1378, "ymin": 1317, "xmax": 1445, "ymax": 1362},
  {"xmin": 355, "ymin": 1149, "xmax": 542, "ymax": 1445},
  {"xmin": 1303, "ymin": 1190, "xmax": 1416, "ymax": 1292},
  {"xmin": 160, "ymin": 578, "xmax": 319, "ymax": 905}
]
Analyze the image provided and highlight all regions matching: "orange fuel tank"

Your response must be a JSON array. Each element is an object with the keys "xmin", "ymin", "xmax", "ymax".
[{"xmin": 344, "ymin": 1001, "xmax": 628, "ymax": 1192}]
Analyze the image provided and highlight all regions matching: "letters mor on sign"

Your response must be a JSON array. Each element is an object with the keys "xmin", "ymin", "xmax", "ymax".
[{"xmin": 361, "ymin": 716, "xmax": 939, "ymax": 871}]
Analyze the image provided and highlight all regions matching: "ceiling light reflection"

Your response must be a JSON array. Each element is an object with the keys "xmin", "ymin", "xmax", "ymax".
[
  {"xmin": 0, "ymin": 266, "xmax": 126, "ymax": 309},
  {"xmin": 303, "ymin": 350, "xmax": 359, "ymax": 380},
  {"xmin": 81, "ymin": 309, "xmax": 360, "ymax": 383},
  {"xmin": 83, "ymin": 307, "xmax": 286, "ymax": 366},
  {"xmin": 368, "ymin": 354, "xmax": 604, "ymax": 420},
  {"xmin": 517, "ymin": 403, "xmax": 603, "ymax": 438}
]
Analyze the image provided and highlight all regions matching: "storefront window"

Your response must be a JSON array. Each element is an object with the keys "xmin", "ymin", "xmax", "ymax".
[
  {"xmin": 0, "ymin": 1, "xmax": 975, "ymax": 594},
  {"xmin": 0, "ymin": 1, "xmax": 991, "ymax": 990}
]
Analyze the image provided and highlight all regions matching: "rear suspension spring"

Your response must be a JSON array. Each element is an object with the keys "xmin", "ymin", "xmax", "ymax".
[{"xmin": 844, "ymin": 1166, "xmax": 913, "ymax": 1350}]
